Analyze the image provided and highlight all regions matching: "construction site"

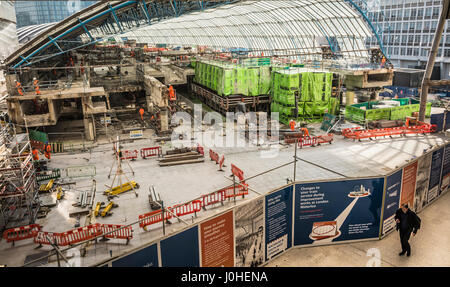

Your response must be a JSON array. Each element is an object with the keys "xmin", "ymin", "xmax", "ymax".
[{"xmin": 0, "ymin": 0, "xmax": 449, "ymax": 267}]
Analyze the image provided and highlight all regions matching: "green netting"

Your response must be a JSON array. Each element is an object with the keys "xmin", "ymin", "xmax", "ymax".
[{"xmin": 29, "ymin": 130, "xmax": 48, "ymax": 143}]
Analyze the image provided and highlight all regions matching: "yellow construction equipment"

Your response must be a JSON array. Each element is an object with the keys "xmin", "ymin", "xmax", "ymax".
[
  {"xmin": 104, "ymin": 181, "xmax": 139, "ymax": 197},
  {"xmin": 56, "ymin": 186, "xmax": 64, "ymax": 200},
  {"xmin": 94, "ymin": 202, "xmax": 103, "ymax": 217},
  {"xmin": 100, "ymin": 201, "xmax": 117, "ymax": 217},
  {"xmin": 39, "ymin": 179, "xmax": 54, "ymax": 192}
]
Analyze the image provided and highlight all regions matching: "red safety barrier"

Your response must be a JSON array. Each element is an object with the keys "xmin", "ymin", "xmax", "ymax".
[
  {"xmin": 120, "ymin": 150, "xmax": 138, "ymax": 160},
  {"xmin": 298, "ymin": 136, "xmax": 318, "ymax": 148},
  {"xmin": 101, "ymin": 224, "xmax": 133, "ymax": 242},
  {"xmin": 222, "ymin": 183, "xmax": 249, "ymax": 199},
  {"xmin": 342, "ymin": 122, "xmax": 437, "ymax": 141},
  {"xmin": 219, "ymin": 155, "xmax": 225, "ymax": 171},
  {"xmin": 231, "ymin": 164, "xmax": 245, "ymax": 181},
  {"xmin": 34, "ymin": 231, "xmax": 66, "ymax": 246},
  {"xmin": 201, "ymin": 190, "xmax": 226, "ymax": 208},
  {"xmin": 140, "ymin": 146, "xmax": 162, "ymax": 159},
  {"xmin": 172, "ymin": 200, "xmax": 202, "ymax": 217},
  {"xmin": 197, "ymin": 144, "xmax": 204, "ymax": 156},
  {"xmin": 2, "ymin": 224, "xmax": 42, "ymax": 245},
  {"xmin": 139, "ymin": 208, "xmax": 174, "ymax": 230},
  {"xmin": 60, "ymin": 223, "xmax": 103, "ymax": 246},
  {"xmin": 209, "ymin": 149, "xmax": 219, "ymax": 164}
]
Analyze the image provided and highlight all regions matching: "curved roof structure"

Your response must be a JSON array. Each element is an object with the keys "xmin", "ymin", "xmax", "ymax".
[
  {"xmin": 119, "ymin": 0, "xmax": 374, "ymax": 60},
  {"xmin": 5, "ymin": 0, "xmax": 383, "ymax": 69},
  {"xmin": 17, "ymin": 23, "xmax": 58, "ymax": 44}
]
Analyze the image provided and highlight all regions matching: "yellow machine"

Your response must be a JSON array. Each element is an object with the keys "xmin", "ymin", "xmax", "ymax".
[
  {"xmin": 100, "ymin": 201, "xmax": 117, "ymax": 217},
  {"xmin": 56, "ymin": 186, "xmax": 64, "ymax": 200},
  {"xmin": 104, "ymin": 181, "xmax": 139, "ymax": 197},
  {"xmin": 94, "ymin": 202, "xmax": 102, "ymax": 217},
  {"xmin": 39, "ymin": 179, "xmax": 54, "ymax": 192}
]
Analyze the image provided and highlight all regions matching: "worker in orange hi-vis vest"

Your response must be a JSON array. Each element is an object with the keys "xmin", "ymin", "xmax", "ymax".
[
  {"xmin": 44, "ymin": 142, "xmax": 51, "ymax": 160},
  {"xmin": 168, "ymin": 85, "xmax": 176, "ymax": 101},
  {"xmin": 301, "ymin": 127, "xmax": 310, "ymax": 137},
  {"xmin": 14, "ymin": 80, "xmax": 24, "ymax": 96},
  {"xmin": 32, "ymin": 148, "xmax": 39, "ymax": 161},
  {"xmin": 139, "ymin": 108, "xmax": 145, "ymax": 121},
  {"xmin": 33, "ymin": 77, "xmax": 41, "ymax": 95},
  {"xmin": 289, "ymin": 119, "xmax": 296, "ymax": 131}
]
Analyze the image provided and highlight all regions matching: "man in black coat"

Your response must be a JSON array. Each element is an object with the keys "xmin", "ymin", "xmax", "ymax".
[{"xmin": 395, "ymin": 203, "xmax": 421, "ymax": 257}]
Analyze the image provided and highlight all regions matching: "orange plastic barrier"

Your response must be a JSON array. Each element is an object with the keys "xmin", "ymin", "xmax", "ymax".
[
  {"xmin": 139, "ymin": 209, "xmax": 174, "ymax": 230},
  {"xmin": 222, "ymin": 183, "xmax": 249, "ymax": 199},
  {"xmin": 2, "ymin": 224, "xmax": 42, "ymax": 244},
  {"xmin": 34, "ymin": 231, "xmax": 66, "ymax": 246},
  {"xmin": 298, "ymin": 136, "xmax": 317, "ymax": 148},
  {"xmin": 101, "ymin": 224, "xmax": 133, "ymax": 242},
  {"xmin": 342, "ymin": 122, "xmax": 437, "ymax": 140},
  {"xmin": 171, "ymin": 200, "xmax": 202, "ymax": 217},
  {"xmin": 61, "ymin": 223, "xmax": 103, "ymax": 245},
  {"xmin": 201, "ymin": 190, "xmax": 226, "ymax": 208},
  {"xmin": 121, "ymin": 150, "xmax": 138, "ymax": 160},
  {"xmin": 231, "ymin": 164, "xmax": 245, "ymax": 181},
  {"xmin": 140, "ymin": 147, "xmax": 161, "ymax": 159},
  {"xmin": 209, "ymin": 149, "xmax": 219, "ymax": 164},
  {"xmin": 219, "ymin": 155, "xmax": 225, "ymax": 171}
]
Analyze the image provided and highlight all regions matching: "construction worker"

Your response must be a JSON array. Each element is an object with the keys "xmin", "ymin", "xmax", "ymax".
[
  {"xmin": 139, "ymin": 107, "xmax": 145, "ymax": 121},
  {"xmin": 168, "ymin": 85, "xmax": 176, "ymax": 102},
  {"xmin": 381, "ymin": 56, "xmax": 386, "ymax": 68},
  {"xmin": 301, "ymin": 127, "xmax": 310, "ymax": 137},
  {"xmin": 32, "ymin": 148, "xmax": 39, "ymax": 161},
  {"xmin": 33, "ymin": 77, "xmax": 41, "ymax": 95},
  {"xmin": 289, "ymin": 119, "xmax": 296, "ymax": 131},
  {"xmin": 15, "ymin": 80, "xmax": 24, "ymax": 96},
  {"xmin": 44, "ymin": 142, "xmax": 51, "ymax": 160}
]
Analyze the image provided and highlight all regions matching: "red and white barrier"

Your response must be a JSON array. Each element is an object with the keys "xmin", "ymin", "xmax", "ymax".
[
  {"xmin": 60, "ymin": 223, "xmax": 103, "ymax": 245},
  {"xmin": 101, "ymin": 224, "xmax": 133, "ymax": 242},
  {"xmin": 140, "ymin": 147, "xmax": 162, "ymax": 159},
  {"xmin": 2, "ymin": 224, "xmax": 41, "ymax": 245},
  {"xmin": 172, "ymin": 200, "xmax": 202, "ymax": 217},
  {"xmin": 201, "ymin": 190, "xmax": 226, "ymax": 208},
  {"xmin": 120, "ymin": 150, "xmax": 138, "ymax": 160},
  {"xmin": 139, "ymin": 209, "xmax": 174, "ymax": 231}
]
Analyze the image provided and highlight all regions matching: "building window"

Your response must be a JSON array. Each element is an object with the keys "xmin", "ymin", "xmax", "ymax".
[
  {"xmin": 413, "ymin": 48, "xmax": 419, "ymax": 56},
  {"xmin": 401, "ymin": 47, "xmax": 406, "ymax": 56},
  {"xmin": 407, "ymin": 48, "xmax": 413, "ymax": 56},
  {"xmin": 433, "ymin": 7, "xmax": 440, "ymax": 18},
  {"xmin": 417, "ymin": 8, "xmax": 424, "ymax": 18},
  {"xmin": 416, "ymin": 21, "xmax": 422, "ymax": 31}
]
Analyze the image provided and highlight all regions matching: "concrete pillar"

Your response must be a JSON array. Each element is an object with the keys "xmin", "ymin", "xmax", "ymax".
[
  {"xmin": 84, "ymin": 117, "xmax": 95, "ymax": 141},
  {"xmin": 160, "ymin": 109, "xmax": 169, "ymax": 132}
]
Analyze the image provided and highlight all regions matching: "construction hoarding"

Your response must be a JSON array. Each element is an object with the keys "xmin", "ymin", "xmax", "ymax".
[
  {"xmin": 160, "ymin": 226, "xmax": 200, "ymax": 267},
  {"xmin": 440, "ymin": 143, "xmax": 450, "ymax": 196},
  {"xmin": 293, "ymin": 177, "xmax": 385, "ymax": 246},
  {"xmin": 199, "ymin": 211, "xmax": 234, "ymax": 267},
  {"xmin": 414, "ymin": 152, "xmax": 432, "ymax": 213},
  {"xmin": 400, "ymin": 161, "xmax": 418, "ymax": 209},
  {"xmin": 111, "ymin": 243, "xmax": 159, "ymax": 267},
  {"xmin": 265, "ymin": 185, "xmax": 293, "ymax": 261},
  {"xmin": 381, "ymin": 169, "xmax": 402, "ymax": 236},
  {"xmin": 427, "ymin": 147, "xmax": 444, "ymax": 204}
]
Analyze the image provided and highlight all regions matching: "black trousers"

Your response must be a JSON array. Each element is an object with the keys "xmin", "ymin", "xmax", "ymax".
[{"xmin": 399, "ymin": 229, "xmax": 412, "ymax": 253}]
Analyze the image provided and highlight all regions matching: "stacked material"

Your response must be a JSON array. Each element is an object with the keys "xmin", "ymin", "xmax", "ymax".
[
  {"xmin": 193, "ymin": 59, "xmax": 272, "ymax": 97},
  {"xmin": 270, "ymin": 68, "xmax": 338, "ymax": 123},
  {"xmin": 346, "ymin": 98, "xmax": 432, "ymax": 123},
  {"xmin": 158, "ymin": 148, "xmax": 204, "ymax": 166}
]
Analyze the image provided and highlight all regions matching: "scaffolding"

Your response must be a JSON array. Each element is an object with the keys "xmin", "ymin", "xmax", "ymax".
[{"xmin": 0, "ymin": 111, "xmax": 39, "ymax": 231}]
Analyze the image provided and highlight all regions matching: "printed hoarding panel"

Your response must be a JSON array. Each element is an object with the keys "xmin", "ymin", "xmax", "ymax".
[
  {"xmin": 382, "ymin": 170, "xmax": 402, "ymax": 236},
  {"xmin": 265, "ymin": 185, "xmax": 293, "ymax": 261},
  {"xmin": 400, "ymin": 161, "xmax": 418, "ymax": 208},
  {"xmin": 293, "ymin": 178, "xmax": 385, "ymax": 246},
  {"xmin": 200, "ymin": 211, "xmax": 234, "ymax": 267},
  {"xmin": 160, "ymin": 226, "xmax": 199, "ymax": 267},
  {"xmin": 428, "ymin": 147, "xmax": 444, "ymax": 204},
  {"xmin": 235, "ymin": 198, "xmax": 265, "ymax": 267},
  {"xmin": 111, "ymin": 243, "xmax": 159, "ymax": 267},
  {"xmin": 440, "ymin": 143, "xmax": 450, "ymax": 196},
  {"xmin": 414, "ymin": 153, "xmax": 432, "ymax": 213}
]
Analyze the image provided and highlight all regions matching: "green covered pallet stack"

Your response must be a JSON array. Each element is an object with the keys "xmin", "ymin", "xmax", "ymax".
[
  {"xmin": 193, "ymin": 60, "xmax": 272, "ymax": 97},
  {"xmin": 345, "ymin": 98, "xmax": 432, "ymax": 123},
  {"xmin": 270, "ymin": 68, "xmax": 337, "ymax": 124}
]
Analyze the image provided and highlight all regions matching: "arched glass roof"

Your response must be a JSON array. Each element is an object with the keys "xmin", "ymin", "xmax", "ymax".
[{"xmin": 116, "ymin": 0, "xmax": 374, "ymax": 60}]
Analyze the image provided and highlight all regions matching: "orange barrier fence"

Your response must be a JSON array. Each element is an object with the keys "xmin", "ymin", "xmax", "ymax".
[
  {"xmin": 172, "ymin": 200, "xmax": 202, "ymax": 217},
  {"xmin": 2, "ymin": 224, "xmax": 42, "ymax": 245},
  {"xmin": 140, "ymin": 147, "xmax": 162, "ymax": 159},
  {"xmin": 201, "ymin": 190, "xmax": 226, "ymax": 208},
  {"xmin": 61, "ymin": 223, "xmax": 103, "ymax": 245},
  {"xmin": 34, "ymin": 231, "xmax": 66, "ymax": 246},
  {"xmin": 342, "ymin": 122, "xmax": 437, "ymax": 140},
  {"xmin": 101, "ymin": 224, "xmax": 133, "ymax": 243},
  {"xmin": 139, "ymin": 208, "xmax": 174, "ymax": 231},
  {"xmin": 120, "ymin": 150, "xmax": 138, "ymax": 160}
]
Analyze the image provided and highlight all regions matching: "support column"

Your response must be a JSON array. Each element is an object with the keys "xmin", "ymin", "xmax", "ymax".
[
  {"xmin": 419, "ymin": 0, "xmax": 450, "ymax": 121},
  {"xmin": 160, "ymin": 109, "xmax": 169, "ymax": 132}
]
